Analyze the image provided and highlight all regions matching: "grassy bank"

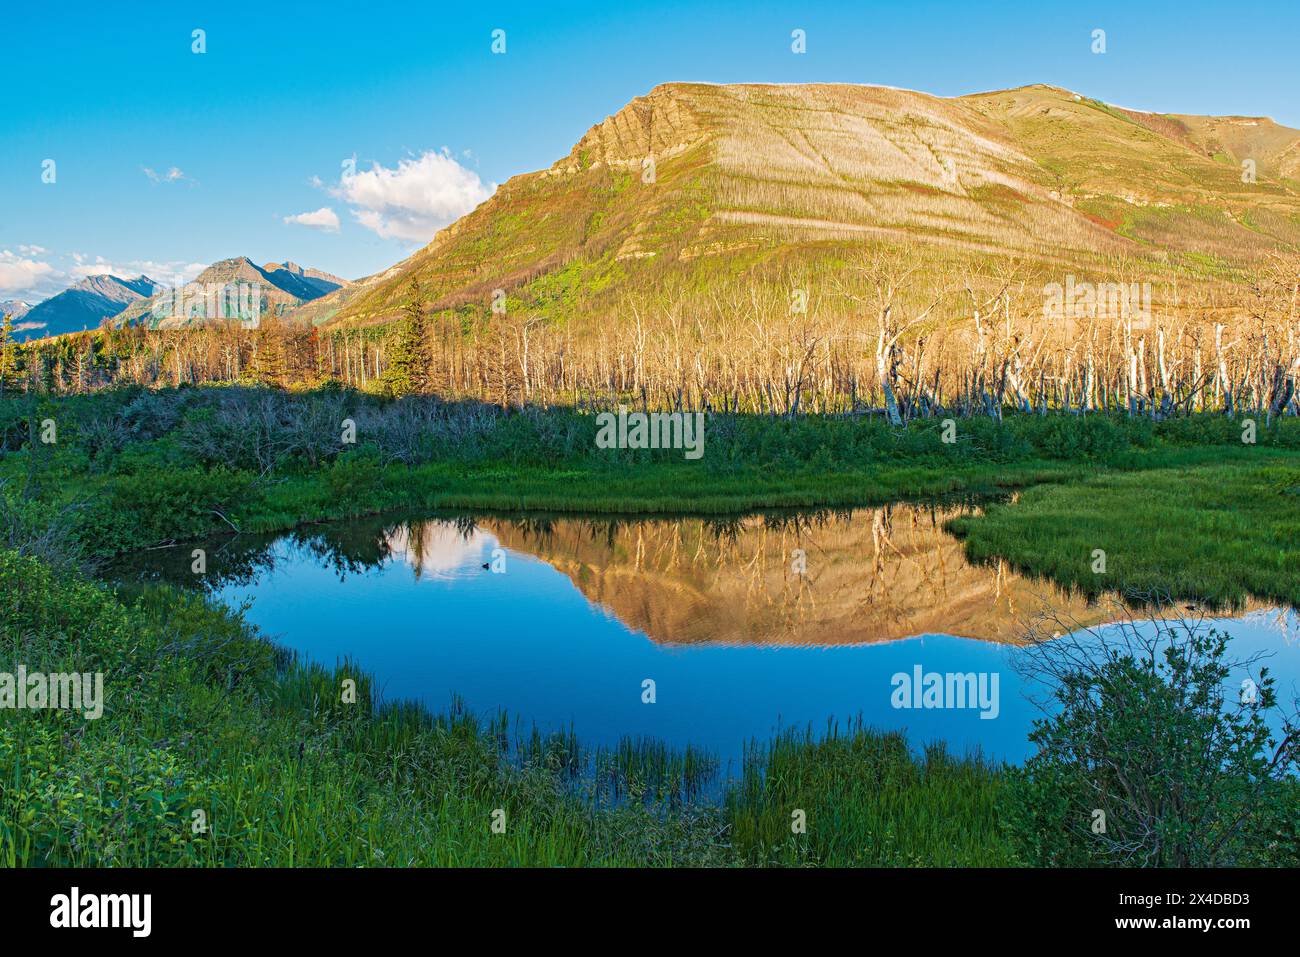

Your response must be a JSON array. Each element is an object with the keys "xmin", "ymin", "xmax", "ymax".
[{"xmin": 949, "ymin": 460, "xmax": 1300, "ymax": 608}]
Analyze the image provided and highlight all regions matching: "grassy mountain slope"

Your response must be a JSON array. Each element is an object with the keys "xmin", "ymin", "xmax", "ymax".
[
  {"xmin": 966, "ymin": 85, "xmax": 1300, "ymax": 264},
  {"xmin": 316, "ymin": 82, "xmax": 1300, "ymax": 330}
]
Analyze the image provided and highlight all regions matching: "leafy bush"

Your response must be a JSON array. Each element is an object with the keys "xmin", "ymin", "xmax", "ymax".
[
  {"xmin": 83, "ymin": 468, "xmax": 253, "ymax": 552},
  {"xmin": 0, "ymin": 487, "xmax": 91, "ymax": 576},
  {"xmin": 1005, "ymin": 614, "xmax": 1300, "ymax": 866},
  {"xmin": 1028, "ymin": 415, "xmax": 1131, "ymax": 460},
  {"xmin": 324, "ymin": 452, "xmax": 382, "ymax": 502}
]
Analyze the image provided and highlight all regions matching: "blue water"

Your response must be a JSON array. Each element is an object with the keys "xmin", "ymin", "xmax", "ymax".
[{"xmin": 172, "ymin": 514, "xmax": 1300, "ymax": 770}]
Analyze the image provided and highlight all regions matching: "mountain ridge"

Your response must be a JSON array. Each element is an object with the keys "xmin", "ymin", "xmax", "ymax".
[
  {"xmin": 14, "ymin": 273, "xmax": 164, "ymax": 342},
  {"xmin": 307, "ymin": 81, "xmax": 1300, "ymax": 331},
  {"xmin": 112, "ymin": 257, "xmax": 349, "ymax": 329}
]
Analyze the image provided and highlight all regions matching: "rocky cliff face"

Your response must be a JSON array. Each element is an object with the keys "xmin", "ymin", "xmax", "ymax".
[{"xmin": 553, "ymin": 84, "xmax": 709, "ymax": 173}]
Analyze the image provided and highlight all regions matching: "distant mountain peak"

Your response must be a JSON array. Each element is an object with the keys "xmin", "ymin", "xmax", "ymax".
[
  {"xmin": 1, "ymin": 299, "xmax": 33, "ymax": 323},
  {"xmin": 110, "ymin": 255, "xmax": 348, "ymax": 331},
  {"xmin": 71, "ymin": 273, "xmax": 163, "ymax": 298},
  {"xmin": 13, "ymin": 273, "xmax": 165, "ymax": 342}
]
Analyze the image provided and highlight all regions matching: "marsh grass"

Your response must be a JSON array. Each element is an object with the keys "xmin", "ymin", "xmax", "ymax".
[
  {"xmin": 591, "ymin": 737, "xmax": 719, "ymax": 806},
  {"xmin": 948, "ymin": 461, "xmax": 1300, "ymax": 608},
  {"xmin": 725, "ymin": 720, "xmax": 1016, "ymax": 866},
  {"xmin": 3, "ymin": 386, "xmax": 1298, "ymax": 866},
  {"xmin": 4, "ymin": 386, "xmax": 1295, "ymax": 607}
]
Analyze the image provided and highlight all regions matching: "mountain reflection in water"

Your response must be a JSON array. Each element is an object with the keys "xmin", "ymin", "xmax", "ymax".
[
  {"xmin": 109, "ymin": 506, "xmax": 1298, "ymax": 765},
  {"xmin": 117, "ymin": 504, "xmax": 1121, "ymax": 647}
]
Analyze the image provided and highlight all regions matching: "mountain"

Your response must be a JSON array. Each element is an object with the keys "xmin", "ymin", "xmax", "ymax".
[
  {"xmin": 278, "ymin": 261, "xmax": 407, "ymax": 326},
  {"xmin": 314, "ymin": 82, "xmax": 1300, "ymax": 330},
  {"xmin": 15, "ymin": 274, "xmax": 163, "ymax": 342},
  {"xmin": 114, "ymin": 257, "xmax": 349, "ymax": 329},
  {"xmin": 1, "ymin": 300, "xmax": 32, "ymax": 323},
  {"xmin": 1168, "ymin": 112, "xmax": 1300, "ymax": 181},
  {"xmin": 262, "ymin": 261, "xmax": 349, "ymax": 297}
]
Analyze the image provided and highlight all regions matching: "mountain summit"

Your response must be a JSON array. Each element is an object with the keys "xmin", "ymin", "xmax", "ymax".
[
  {"xmin": 15, "ymin": 274, "xmax": 164, "ymax": 342},
  {"xmin": 113, "ymin": 257, "xmax": 349, "ymax": 329}
]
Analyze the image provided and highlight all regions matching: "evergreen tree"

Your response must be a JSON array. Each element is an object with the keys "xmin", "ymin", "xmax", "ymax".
[
  {"xmin": 384, "ymin": 278, "xmax": 430, "ymax": 396},
  {"xmin": 0, "ymin": 313, "xmax": 17, "ymax": 392},
  {"xmin": 253, "ymin": 318, "xmax": 289, "ymax": 386}
]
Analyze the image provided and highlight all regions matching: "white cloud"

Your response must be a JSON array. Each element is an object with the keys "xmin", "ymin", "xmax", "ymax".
[
  {"xmin": 66, "ymin": 255, "xmax": 207, "ymax": 292},
  {"xmin": 0, "ymin": 250, "xmax": 56, "ymax": 296},
  {"xmin": 284, "ymin": 207, "xmax": 341, "ymax": 233},
  {"xmin": 142, "ymin": 166, "xmax": 188, "ymax": 184},
  {"xmin": 1, "ymin": 247, "xmax": 207, "ymax": 302},
  {"xmin": 330, "ymin": 149, "xmax": 495, "ymax": 243},
  {"xmin": 69, "ymin": 256, "xmax": 136, "ymax": 280},
  {"xmin": 71, "ymin": 258, "xmax": 207, "ymax": 285}
]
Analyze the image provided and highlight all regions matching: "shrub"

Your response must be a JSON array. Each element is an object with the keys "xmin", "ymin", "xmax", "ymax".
[
  {"xmin": 1005, "ymin": 612, "xmax": 1300, "ymax": 866},
  {"xmin": 1029, "ymin": 415, "xmax": 1130, "ymax": 460},
  {"xmin": 83, "ymin": 468, "xmax": 253, "ymax": 552}
]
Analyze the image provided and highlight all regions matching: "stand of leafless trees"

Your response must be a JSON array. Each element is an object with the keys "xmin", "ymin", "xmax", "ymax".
[{"xmin": 7, "ymin": 253, "xmax": 1298, "ymax": 421}]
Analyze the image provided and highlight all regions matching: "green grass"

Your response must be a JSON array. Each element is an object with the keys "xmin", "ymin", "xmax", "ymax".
[
  {"xmin": 948, "ymin": 461, "xmax": 1300, "ymax": 608},
  {"xmin": 5, "ymin": 382, "xmax": 1294, "ymax": 605},
  {"xmin": 4, "ymin": 384, "xmax": 1294, "ymax": 607},
  {"xmin": 727, "ymin": 723, "xmax": 1014, "ymax": 866},
  {"xmin": 239, "ymin": 458, "xmax": 1070, "ymax": 527}
]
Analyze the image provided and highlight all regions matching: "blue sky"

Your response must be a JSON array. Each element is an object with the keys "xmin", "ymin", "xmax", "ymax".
[{"xmin": 3, "ymin": 0, "xmax": 1296, "ymax": 301}]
